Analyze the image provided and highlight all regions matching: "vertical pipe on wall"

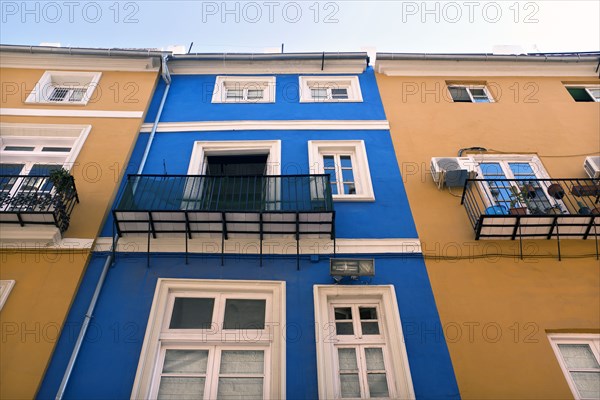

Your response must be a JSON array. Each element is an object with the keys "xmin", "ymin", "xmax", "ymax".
[{"xmin": 55, "ymin": 56, "xmax": 171, "ymax": 400}]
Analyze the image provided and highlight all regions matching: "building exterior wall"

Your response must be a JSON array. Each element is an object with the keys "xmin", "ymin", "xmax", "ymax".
[
  {"xmin": 0, "ymin": 53, "xmax": 160, "ymax": 399},
  {"xmin": 39, "ymin": 62, "xmax": 460, "ymax": 399},
  {"xmin": 376, "ymin": 68, "xmax": 600, "ymax": 399}
]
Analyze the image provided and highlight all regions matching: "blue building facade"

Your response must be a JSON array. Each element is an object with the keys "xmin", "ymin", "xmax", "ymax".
[{"xmin": 39, "ymin": 53, "xmax": 459, "ymax": 399}]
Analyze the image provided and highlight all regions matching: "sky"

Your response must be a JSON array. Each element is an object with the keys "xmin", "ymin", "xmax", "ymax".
[{"xmin": 1, "ymin": 1, "xmax": 598, "ymax": 54}]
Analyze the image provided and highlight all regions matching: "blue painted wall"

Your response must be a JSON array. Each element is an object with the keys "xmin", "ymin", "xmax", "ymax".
[
  {"xmin": 38, "ymin": 253, "xmax": 459, "ymax": 400},
  {"xmin": 144, "ymin": 68, "xmax": 386, "ymax": 123}
]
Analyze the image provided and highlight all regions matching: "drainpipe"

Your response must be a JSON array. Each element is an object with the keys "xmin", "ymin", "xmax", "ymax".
[{"xmin": 55, "ymin": 56, "xmax": 171, "ymax": 400}]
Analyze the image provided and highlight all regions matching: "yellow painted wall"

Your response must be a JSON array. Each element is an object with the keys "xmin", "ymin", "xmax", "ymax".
[
  {"xmin": 376, "ymin": 73, "xmax": 600, "ymax": 399},
  {"xmin": 0, "ymin": 65, "xmax": 160, "ymax": 399}
]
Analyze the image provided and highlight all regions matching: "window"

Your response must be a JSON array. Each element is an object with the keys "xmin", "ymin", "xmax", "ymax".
[
  {"xmin": 0, "ymin": 280, "xmax": 15, "ymax": 310},
  {"xmin": 0, "ymin": 123, "xmax": 91, "ymax": 200},
  {"xmin": 472, "ymin": 154, "xmax": 566, "ymax": 215},
  {"xmin": 549, "ymin": 334, "xmax": 600, "ymax": 400},
  {"xmin": 314, "ymin": 285, "xmax": 415, "ymax": 399},
  {"xmin": 299, "ymin": 76, "xmax": 363, "ymax": 102},
  {"xmin": 448, "ymin": 84, "xmax": 494, "ymax": 103},
  {"xmin": 212, "ymin": 76, "xmax": 276, "ymax": 103},
  {"xmin": 565, "ymin": 85, "xmax": 600, "ymax": 102},
  {"xmin": 25, "ymin": 71, "xmax": 102, "ymax": 105},
  {"xmin": 308, "ymin": 140, "xmax": 374, "ymax": 201},
  {"xmin": 131, "ymin": 279, "xmax": 285, "ymax": 399}
]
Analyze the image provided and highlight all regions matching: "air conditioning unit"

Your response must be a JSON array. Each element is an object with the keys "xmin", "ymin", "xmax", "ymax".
[
  {"xmin": 584, "ymin": 156, "xmax": 600, "ymax": 179},
  {"xmin": 430, "ymin": 157, "xmax": 477, "ymax": 188}
]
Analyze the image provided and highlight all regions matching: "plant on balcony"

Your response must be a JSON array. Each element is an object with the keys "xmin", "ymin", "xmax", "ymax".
[
  {"xmin": 49, "ymin": 167, "xmax": 74, "ymax": 199},
  {"xmin": 509, "ymin": 184, "xmax": 542, "ymax": 215}
]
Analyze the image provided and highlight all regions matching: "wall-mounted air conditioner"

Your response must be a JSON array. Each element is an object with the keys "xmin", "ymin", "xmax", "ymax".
[
  {"xmin": 584, "ymin": 156, "xmax": 600, "ymax": 179},
  {"xmin": 430, "ymin": 157, "xmax": 477, "ymax": 189}
]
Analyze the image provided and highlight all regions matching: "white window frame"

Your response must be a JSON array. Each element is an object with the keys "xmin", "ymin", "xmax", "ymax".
[
  {"xmin": 0, "ymin": 280, "xmax": 15, "ymax": 310},
  {"xmin": 308, "ymin": 140, "xmax": 375, "ymax": 202},
  {"xmin": 447, "ymin": 84, "xmax": 494, "ymax": 103},
  {"xmin": 131, "ymin": 279, "xmax": 286, "ymax": 399},
  {"xmin": 299, "ymin": 76, "xmax": 363, "ymax": 103},
  {"xmin": 0, "ymin": 123, "xmax": 91, "ymax": 199},
  {"xmin": 470, "ymin": 154, "xmax": 567, "ymax": 213},
  {"xmin": 565, "ymin": 84, "xmax": 600, "ymax": 102},
  {"xmin": 184, "ymin": 140, "xmax": 281, "ymax": 210},
  {"xmin": 548, "ymin": 333, "xmax": 600, "ymax": 400},
  {"xmin": 25, "ymin": 71, "xmax": 102, "ymax": 105},
  {"xmin": 212, "ymin": 76, "xmax": 276, "ymax": 103},
  {"xmin": 314, "ymin": 285, "xmax": 415, "ymax": 399}
]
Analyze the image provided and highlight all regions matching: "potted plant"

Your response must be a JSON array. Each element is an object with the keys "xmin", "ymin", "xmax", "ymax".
[
  {"xmin": 547, "ymin": 183, "xmax": 566, "ymax": 199},
  {"xmin": 509, "ymin": 185, "xmax": 530, "ymax": 215},
  {"xmin": 49, "ymin": 167, "xmax": 74, "ymax": 199}
]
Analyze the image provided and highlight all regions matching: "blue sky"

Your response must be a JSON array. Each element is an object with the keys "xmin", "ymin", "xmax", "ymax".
[{"xmin": 1, "ymin": 1, "xmax": 598, "ymax": 54}]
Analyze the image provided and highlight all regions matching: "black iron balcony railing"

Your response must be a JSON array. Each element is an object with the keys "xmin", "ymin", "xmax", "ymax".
[
  {"xmin": 0, "ymin": 174, "xmax": 79, "ymax": 232},
  {"xmin": 113, "ymin": 174, "xmax": 335, "ymax": 239},
  {"xmin": 461, "ymin": 178, "xmax": 599, "ymax": 240}
]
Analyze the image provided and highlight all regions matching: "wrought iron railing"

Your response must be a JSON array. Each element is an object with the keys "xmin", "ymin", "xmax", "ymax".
[
  {"xmin": 116, "ymin": 174, "xmax": 334, "ymax": 212},
  {"xmin": 0, "ymin": 174, "xmax": 80, "ymax": 232},
  {"xmin": 461, "ymin": 178, "xmax": 599, "ymax": 240}
]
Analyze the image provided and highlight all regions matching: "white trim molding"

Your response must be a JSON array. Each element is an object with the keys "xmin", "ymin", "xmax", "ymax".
[
  {"xmin": 139, "ymin": 120, "xmax": 390, "ymax": 133},
  {"xmin": 0, "ymin": 280, "xmax": 16, "ymax": 311},
  {"xmin": 0, "ymin": 108, "xmax": 144, "ymax": 119},
  {"xmin": 313, "ymin": 285, "xmax": 415, "ymax": 399},
  {"xmin": 93, "ymin": 237, "xmax": 422, "ymax": 254},
  {"xmin": 168, "ymin": 59, "xmax": 367, "ymax": 75},
  {"xmin": 131, "ymin": 279, "xmax": 286, "ymax": 399},
  {"xmin": 0, "ymin": 52, "xmax": 160, "ymax": 72}
]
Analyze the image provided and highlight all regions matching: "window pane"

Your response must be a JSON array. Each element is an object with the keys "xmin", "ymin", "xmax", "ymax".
[
  {"xmin": 343, "ymin": 183, "xmax": 356, "ymax": 195},
  {"xmin": 162, "ymin": 350, "xmax": 208, "ymax": 374},
  {"xmin": 449, "ymin": 87, "xmax": 471, "ymax": 102},
  {"xmin": 217, "ymin": 378, "xmax": 263, "ymax": 399},
  {"xmin": 340, "ymin": 374, "xmax": 361, "ymax": 398},
  {"xmin": 49, "ymin": 87, "xmax": 69, "ymax": 101},
  {"xmin": 223, "ymin": 299, "xmax": 266, "ymax": 329},
  {"xmin": 157, "ymin": 377, "xmax": 205, "ymax": 400},
  {"xmin": 69, "ymin": 88, "xmax": 87, "ymax": 102},
  {"xmin": 342, "ymin": 168, "xmax": 354, "ymax": 183},
  {"xmin": 365, "ymin": 348, "xmax": 385, "ymax": 370},
  {"xmin": 335, "ymin": 307, "xmax": 352, "ymax": 320},
  {"xmin": 323, "ymin": 155, "xmax": 335, "ymax": 168},
  {"xmin": 42, "ymin": 147, "xmax": 72, "ymax": 152},
  {"xmin": 311, "ymin": 88, "xmax": 327, "ymax": 99},
  {"xmin": 470, "ymin": 88, "xmax": 486, "ymax": 97},
  {"xmin": 367, "ymin": 374, "xmax": 390, "ymax": 397},
  {"xmin": 559, "ymin": 344, "xmax": 600, "ymax": 369},
  {"xmin": 340, "ymin": 155, "xmax": 352, "ymax": 168},
  {"xmin": 571, "ymin": 372, "xmax": 600, "ymax": 399},
  {"xmin": 331, "ymin": 88, "xmax": 349, "ymax": 99},
  {"xmin": 361, "ymin": 322, "xmax": 380, "ymax": 335},
  {"xmin": 169, "ymin": 298, "xmax": 214, "ymax": 329},
  {"xmin": 247, "ymin": 89, "xmax": 264, "ymax": 99},
  {"xmin": 338, "ymin": 348, "xmax": 358, "ymax": 370},
  {"xmin": 4, "ymin": 146, "xmax": 35, "ymax": 151},
  {"xmin": 336, "ymin": 322, "xmax": 354, "ymax": 335},
  {"xmin": 226, "ymin": 89, "xmax": 244, "ymax": 99},
  {"xmin": 219, "ymin": 350, "xmax": 264, "ymax": 374},
  {"xmin": 567, "ymin": 87, "xmax": 594, "ymax": 102},
  {"xmin": 359, "ymin": 307, "xmax": 377, "ymax": 320},
  {"xmin": 331, "ymin": 184, "xmax": 338, "ymax": 195}
]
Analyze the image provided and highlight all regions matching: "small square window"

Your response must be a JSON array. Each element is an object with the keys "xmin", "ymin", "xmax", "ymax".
[
  {"xmin": 300, "ymin": 76, "xmax": 362, "ymax": 102},
  {"xmin": 565, "ymin": 85, "xmax": 600, "ymax": 102},
  {"xmin": 169, "ymin": 297, "xmax": 215, "ymax": 329},
  {"xmin": 25, "ymin": 71, "xmax": 101, "ymax": 105},
  {"xmin": 212, "ymin": 76, "xmax": 275, "ymax": 103},
  {"xmin": 448, "ymin": 85, "xmax": 493, "ymax": 103}
]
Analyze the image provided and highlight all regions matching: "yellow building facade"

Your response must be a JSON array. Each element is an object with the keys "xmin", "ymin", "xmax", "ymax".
[
  {"xmin": 376, "ymin": 53, "xmax": 600, "ymax": 399},
  {"xmin": 0, "ymin": 45, "xmax": 163, "ymax": 399}
]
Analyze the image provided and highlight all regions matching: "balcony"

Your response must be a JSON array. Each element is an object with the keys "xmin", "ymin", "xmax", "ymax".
[
  {"xmin": 113, "ymin": 174, "xmax": 335, "ymax": 241},
  {"xmin": 461, "ymin": 178, "xmax": 599, "ymax": 240},
  {"xmin": 0, "ymin": 174, "xmax": 79, "ymax": 233}
]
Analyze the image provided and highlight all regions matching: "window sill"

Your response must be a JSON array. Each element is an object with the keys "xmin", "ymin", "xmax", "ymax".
[
  {"xmin": 333, "ymin": 194, "xmax": 375, "ymax": 202},
  {"xmin": 24, "ymin": 100, "xmax": 89, "ymax": 106}
]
